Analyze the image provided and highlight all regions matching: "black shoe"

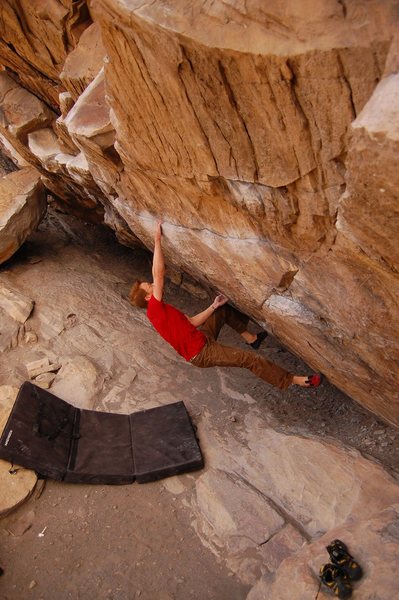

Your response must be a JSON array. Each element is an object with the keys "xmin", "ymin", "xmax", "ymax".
[
  {"xmin": 320, "ymin": 563, "xmax": 352, "ymax": 598},
  {"xmin": 249, "ymin": 331, "xmax": 268, "ymax": 350},
  {"xmin": 327, "ymin": 539, "xmax": 363, "ymax": 581}
]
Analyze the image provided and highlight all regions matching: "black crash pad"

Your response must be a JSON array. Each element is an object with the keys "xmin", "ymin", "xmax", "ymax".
[{"xmin": 0, "ymin": 381, "xmax": 204, "ymax": 484}]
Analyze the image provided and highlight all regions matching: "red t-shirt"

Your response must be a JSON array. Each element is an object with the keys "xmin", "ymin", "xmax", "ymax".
[{"xmin": 147, "ymin": 296, "xmax": 206, "ymax": 361}]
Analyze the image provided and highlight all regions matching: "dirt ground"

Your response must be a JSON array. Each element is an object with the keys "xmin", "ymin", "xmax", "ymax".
[
  {"xmin": 0, "ymin": 201, "xmax": 398, "ymax": 600},
  {"xmin": 1, "ymin": 479, "xmax": 249, "ymax": 600}
]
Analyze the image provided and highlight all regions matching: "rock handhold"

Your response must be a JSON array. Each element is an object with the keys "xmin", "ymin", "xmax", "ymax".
[
  {"xmin": 27, "ymin": 128, "xmax": 64, "ymax": 171},
  {"xmin": 0, "ymin": 166, "xmax": 47, "ymax": 264}
]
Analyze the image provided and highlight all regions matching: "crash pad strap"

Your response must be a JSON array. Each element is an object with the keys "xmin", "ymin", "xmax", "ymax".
[{"xmin": 66, "ymin": 408, "xmax": 81, "ymax": 474}]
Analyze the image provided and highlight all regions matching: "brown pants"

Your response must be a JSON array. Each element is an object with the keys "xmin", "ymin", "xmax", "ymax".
[{"xmin": 191, "ymin": 304, "xmax": 293, "ymax": 390}]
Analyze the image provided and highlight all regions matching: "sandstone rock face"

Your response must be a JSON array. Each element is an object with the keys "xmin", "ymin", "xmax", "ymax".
[
  {"xmin": 63, "ymin": 68, "xmax": 140, "ymax": 245},
  {"xmin": 60, "ymin": 22, "xmax": 106, "ymax": 100},
  {"xmin": 0, "ymin": 0, "xmax": 398, "ymax": 428},
  {"xmin": 247, "ymin": 504, "xmax": 399, "ymax": 600},
  {"xmin": 193, "ymin": 468, "xmax": 287, "ymax": 584},
  {"xmin": 0, "ymin": 167, "xmax": 47, "ymax": 264},
  {"xmin": 0, "ymin": 71, "xmax": 54, "ymax": 140},
  {"xmin": 213, "ymin": 413, "xmax": 399, "ymax": 537},
  {"xmin": 0, "ymin": 70, "xmax": 105, "ymax": 223},
  {"xmin": 0, "ymin": 0, "xmax": 91, "ymax": 109},
  {"xmin": 192, "ymin": 410, "xmax": 399, "ymax": 591}
]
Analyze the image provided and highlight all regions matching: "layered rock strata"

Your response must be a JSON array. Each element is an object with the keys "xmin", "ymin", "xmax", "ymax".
[
  {"xmin": 0, "ymin": 0, "xmax": 91, "ymax": 110},
  {"xmin": 0, "ymin": 70, "xmax": 105, "ymax": 223},
  {"xmin": 0, "ymin": 167, "xmax": 47, "ymax": 264},
  {"xmin": 0, "ymin": 1, "xmax": 398, "ymax": 427}
]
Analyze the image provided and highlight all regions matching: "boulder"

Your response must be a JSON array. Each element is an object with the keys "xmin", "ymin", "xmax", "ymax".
[
  {"xmin": 87, "ymin": 0, "xmax": 399, "ymax": 426},
  {"xmin": 190, "ymin": 410, "xmax": 399, "ymax": 587},
  {"xmin": 50, "ymin": 355, "xmax": 104, "ymax": 410},
  {"xmin": 0, "ymin": 72, "xmax": 105, "ymax": 225},
  {"xmin": 247, "ymin": 504, "xmax": 399, "ymax": 600},
  {"xmin": 63, "ymin": 68, "xmax": 140, "ymax": 246},
  {"xmin": 0, "ymin": 167, "xmax": 47, "ymax": 264},
  {"xmin": 0, "ymin": 0, "xmax": 398, "ymax": 426},
  {"xmin": 203, "ymin": 413, "xmax": 399, "ymax": 538},
  {"xmin": 0, "ymin": 386, "xmax": 18, "ymax": 433}
]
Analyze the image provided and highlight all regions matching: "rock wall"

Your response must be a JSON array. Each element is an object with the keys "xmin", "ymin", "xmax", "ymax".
[
  {"xmin": 0, "ymin": 1, "xmax": 398, "ymax": 426},
  {"xmin": 0, "ymin": 167, "xmax": 47, "ymax": 263}
]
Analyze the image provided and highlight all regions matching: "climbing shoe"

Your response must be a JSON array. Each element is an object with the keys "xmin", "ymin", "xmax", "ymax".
[
  {"xmin": 327, "ymin": 539, "xmax": 363, "ymax": 581},
  {"xmin": 319, "ymin": 563, "xmax": 353, "ymax": 598},
  {"xmin": 305, "ymin": 374, "xmax": 323, "ymax": 387},
  {"xmin": 249, "ymin": 331, "xmax": 268, "ymax": 350}
]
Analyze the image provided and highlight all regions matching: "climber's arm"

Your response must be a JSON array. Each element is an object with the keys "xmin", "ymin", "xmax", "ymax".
[
  {"xmin": 152, "ymin": 222, "xmax": 165, "ymax": 301},
  {"xmin": 187, "ymin": 294, "xmax": 228, "ymax": 327}
]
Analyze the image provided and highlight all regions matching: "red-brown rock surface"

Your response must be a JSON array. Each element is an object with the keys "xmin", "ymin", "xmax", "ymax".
[
  {"xmin": 0, "ymin": 167, "xmax": 46, "ymax": 264},
  {"xmin": 0, "ymin": 0, "xmax": 91, "ymax": 109},
  {"xmin": 0, "ymin": 1, "xmax": 398, "ymax": 427}
]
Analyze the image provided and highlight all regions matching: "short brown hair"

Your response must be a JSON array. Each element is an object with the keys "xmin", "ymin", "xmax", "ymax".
[{"xmin": 129, "ymin": 280, "xmax": 148, "ymax": 309}]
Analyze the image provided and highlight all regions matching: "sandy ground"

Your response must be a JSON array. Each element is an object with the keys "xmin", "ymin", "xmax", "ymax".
[
  {"xmin": 1, "ymin": 479, "xmax": 248, "ymax": 600},
  {"xmin": 0, "ymin": 202, "xmax": 398, "ymax": 600}
]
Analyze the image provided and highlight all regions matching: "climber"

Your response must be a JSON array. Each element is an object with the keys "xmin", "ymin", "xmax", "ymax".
[{"xmin": 129, "ymin": 222, "xmax": 322, "ymax": 391}]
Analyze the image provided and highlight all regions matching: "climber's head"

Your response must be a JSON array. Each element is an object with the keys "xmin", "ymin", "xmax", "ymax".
[{"xmin": 129, "ymin": 280, "xmax": 153, "ymax": 308}]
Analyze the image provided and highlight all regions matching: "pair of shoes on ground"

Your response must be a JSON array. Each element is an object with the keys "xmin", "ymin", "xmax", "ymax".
[{"xmin": 320, "ymin": 539, "xmax": 363, "ymax": 598}]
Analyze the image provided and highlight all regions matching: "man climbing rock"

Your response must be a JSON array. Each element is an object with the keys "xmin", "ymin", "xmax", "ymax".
[{"xmin": 129, "ymin": 222, "xmax": 321, "ymax": 390}]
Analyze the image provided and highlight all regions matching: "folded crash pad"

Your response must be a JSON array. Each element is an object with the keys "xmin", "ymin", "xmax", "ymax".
[{"xmin": 0, "ymin": 381, "xmax": 204, "ymax": 484}]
